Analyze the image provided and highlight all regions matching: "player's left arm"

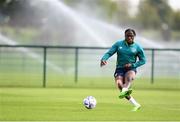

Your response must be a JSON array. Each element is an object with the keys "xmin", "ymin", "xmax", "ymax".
[{"xmin": 131, "ymin": 46, "xmax": 146, "ymax": 68}]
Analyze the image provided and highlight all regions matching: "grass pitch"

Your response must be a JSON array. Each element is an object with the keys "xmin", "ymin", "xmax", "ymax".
[{"xmin": 0, "ymin": 87, "xmax": 180, "ymax": 121}]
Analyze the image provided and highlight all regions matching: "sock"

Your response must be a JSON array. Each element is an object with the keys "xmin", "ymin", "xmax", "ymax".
[
  {"xmin": 122, "ymin": 88, "xmax": 128, "ymax": 92},
  {"xmin": 129, "ymin": 97, "xmax": 141, "ymax": 107}
]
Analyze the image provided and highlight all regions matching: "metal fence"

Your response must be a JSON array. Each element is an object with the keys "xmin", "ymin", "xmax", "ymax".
[{"xmin": 0, "ymin": 45, "xmax": 180, "ymax": 88}]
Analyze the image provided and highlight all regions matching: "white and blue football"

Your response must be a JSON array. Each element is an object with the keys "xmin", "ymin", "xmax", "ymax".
[{"xmin": 83, "ymin": 96, "xmax": 97, "ymax": 109}]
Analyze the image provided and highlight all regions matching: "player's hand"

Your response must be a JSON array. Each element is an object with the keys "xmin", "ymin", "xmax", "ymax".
[
  {"xmin": 124, "ymin": 63, "xmax": 132, "ymax": 69},
  {"xmin": 100, "ymin": 60, "xmax": 107, "ymax": 67}
]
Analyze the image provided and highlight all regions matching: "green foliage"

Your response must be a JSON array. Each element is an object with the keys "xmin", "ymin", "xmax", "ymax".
[
  {"xmin": 64, "ymin": 0, "xmax": 130, "ymax": 23},
  {"xmin": 172, "ymin": 11, "xmax": 180, "ymax": 30},
  {"xmin": 171, "ymin": 30, "xmax": 180, "ymax": 40},
  {"xmin": 0, "ymin": 0, "xmax": 180, "ymax": 41},
  {"xmin": 136, "ymin": 0, "xmax": 173, "ymax": 29},
  {"xmin": 110, "ymin": 1, "xmax": 131, "ymax": 25},
  {"xmin": 0, "ymin": 26, "xmax": 39, "ymax": 43},
  {"xmin": 136, "ymin": 2, "xmax": 161, "ymax": 29}
]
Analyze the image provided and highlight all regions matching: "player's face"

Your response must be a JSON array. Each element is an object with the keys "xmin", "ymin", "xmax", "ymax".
[{"xmin": 125, "ymin": 31, "xmax": 135, "ymax": 44}]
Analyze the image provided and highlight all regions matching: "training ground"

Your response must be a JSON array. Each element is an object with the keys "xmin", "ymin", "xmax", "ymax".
[{"xmin": 1, "ymin": 79, "xmax": 180, "ymax": 121}]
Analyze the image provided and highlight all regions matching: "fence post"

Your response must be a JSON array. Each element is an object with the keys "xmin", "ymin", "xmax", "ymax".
[
  {"xmin": 151, "ymin": 49, "xmax": 155, "ymax": 84},
  {"xmin": 75, "ymin": 47, "xmax": 79, "ymax": 83},
  {"xmin": 43, "ymin": 47, "xmax": 47, "ymax": 87}
]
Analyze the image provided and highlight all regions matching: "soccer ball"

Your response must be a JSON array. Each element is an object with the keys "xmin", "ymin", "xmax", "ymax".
[{"xmin": 83, "ymin": 96, "xmax": 97, "ymax": 109}]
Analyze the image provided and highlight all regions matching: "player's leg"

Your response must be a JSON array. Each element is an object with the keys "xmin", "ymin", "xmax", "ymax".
[
  {"xmin": 118, "ymin": 70, "xmax": 135, "ymax": 98},
  {"xmin": 115, "ymin": 76, "xmax": 129, "ymax": 99},
  {"xmin": 115, "ymin": 75, "xmax": 124, "ymax": 91},
  {"xmin": 114, "ymin": 74, "xmax": 129, "ymax": 99},
  {"xmin": 123, "ymin": 70, "xmax": 136, "ymax": 89},
  {"xmin": 114, "ymin": 68, "xmax": 125, "ymax": 92},
  {"xmin": 125, "ymin": 95, "xmax": 141, "ymax": 111},
  {"xmin": 114, "ymin": 68, "xmax": 132, "ymax": 99},
  {"xmin": 124, "ymin": 70, "xmax": 141, "ymax": 111}
]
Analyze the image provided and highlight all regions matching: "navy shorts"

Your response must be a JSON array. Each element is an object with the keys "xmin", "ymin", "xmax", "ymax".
[{"xmin": 114, "ymin": 68, "xmax": 137, "ymax": 78}]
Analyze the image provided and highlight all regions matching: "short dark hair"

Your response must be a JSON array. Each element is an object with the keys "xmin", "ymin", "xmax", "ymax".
[{"xmin": 125, "ymin": 28, "xmax": 136, "ymax": 36}]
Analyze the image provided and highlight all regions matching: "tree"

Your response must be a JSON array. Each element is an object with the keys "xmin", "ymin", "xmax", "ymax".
[
  {"xmin": 136, "ymin": 0, "xmax": 173, "ymax": 41},
  {"xmin": 64, "ymin": 0, "xmax": 130, "ymax": 26},
  {"xmin": 172, "ymin": 11, "xmax": 180, "ymax": 30},
  {"xmin": 0, "ymin": 0, "xmax": 44, "ymax": 27},
  {"xmin": 136, "ymin": 1, "xmax": 161, "ymax": 29},
  {"xmin": 109, "ymin": 0, "xmax": 131, "ymax": 26},
  {"xmin": 136, "ymin": 0, "xmax": 173, "ymax": 29}
]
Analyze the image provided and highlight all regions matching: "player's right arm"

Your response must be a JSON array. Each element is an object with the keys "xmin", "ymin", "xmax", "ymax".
[
  {"xmin": 100, "ymin": 41, "xmax": 118, "ymax": 67},
  {"xmin": 100, "ymin": 60, "xmax": 107, "ymax": 67}
]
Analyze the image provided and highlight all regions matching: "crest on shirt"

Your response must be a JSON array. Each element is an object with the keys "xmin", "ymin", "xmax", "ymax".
[{"xmin": 131, "ymin": 48, "xmax": 137, "ymax": 53}]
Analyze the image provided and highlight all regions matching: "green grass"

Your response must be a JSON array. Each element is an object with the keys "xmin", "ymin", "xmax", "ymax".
[{"xmin": 1, "ymin": 87, "xmax": 180, "ymax": 121}]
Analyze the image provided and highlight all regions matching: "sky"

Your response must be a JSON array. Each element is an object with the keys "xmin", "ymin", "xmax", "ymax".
[{"xmin": 168, "ymin": 0, "xmax": 180, "ymax": 10}]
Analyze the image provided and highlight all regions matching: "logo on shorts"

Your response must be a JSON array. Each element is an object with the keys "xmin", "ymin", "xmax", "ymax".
[{"xmin": 114, "ymin": 72, "xmax": 124, "ymax": 77}]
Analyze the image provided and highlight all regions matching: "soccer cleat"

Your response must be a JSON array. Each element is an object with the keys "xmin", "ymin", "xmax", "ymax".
[
  {"xmin": 118, "ymin": 89, "xmax": 132, "ymax": 99},
  {"xmin": 126, "ymin": 89, "xmax": 132, "ymax": 96},
  {"xmin": 118, "ymin": 91, "xmax": 126, "ymax": 99},
  {"xmin": 132, "ymin": 105, "xmax": 141, "ymax": 112}
]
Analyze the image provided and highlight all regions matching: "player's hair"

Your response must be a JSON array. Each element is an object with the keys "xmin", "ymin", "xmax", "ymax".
[{"xmin": 125, "ymin": 28, "xmax": 136, "ymax": 36}]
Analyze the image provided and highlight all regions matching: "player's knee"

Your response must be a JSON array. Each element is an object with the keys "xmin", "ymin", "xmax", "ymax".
[{"xmin": 127, "ymin": 76, "xmax": 134, "ymax": 82}]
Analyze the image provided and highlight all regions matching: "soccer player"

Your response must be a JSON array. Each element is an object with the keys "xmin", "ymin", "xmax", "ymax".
[{"xmin": 100, "ymin": 28, "xmax": 146, "ymax": 111}]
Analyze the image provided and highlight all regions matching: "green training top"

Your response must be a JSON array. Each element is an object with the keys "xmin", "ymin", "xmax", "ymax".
[{"xmin": 101, "ymin": 40, "xmax": 146, "ymax": 69}]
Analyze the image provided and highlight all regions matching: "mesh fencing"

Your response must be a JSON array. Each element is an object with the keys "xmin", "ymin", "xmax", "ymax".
[{"xmin": 0, "ymin": 46, "xmax": 179, "ymax": 89}]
